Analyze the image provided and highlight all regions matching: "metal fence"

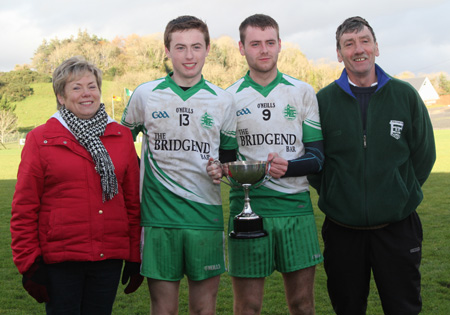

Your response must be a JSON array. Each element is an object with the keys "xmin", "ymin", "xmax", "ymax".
[{"xmin": 2, "ymin": 132, "xmax": 27, "ymax": 145}]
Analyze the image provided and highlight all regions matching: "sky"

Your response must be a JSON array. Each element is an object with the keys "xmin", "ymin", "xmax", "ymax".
[{"xmin": 1, "ymin": 0, "xmax": 450, "ymax": 76}]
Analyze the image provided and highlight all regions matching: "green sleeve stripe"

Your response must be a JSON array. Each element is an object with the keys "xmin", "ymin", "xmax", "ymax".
[
  {"xmin": 303, "ymin": 121, "xmax": 323, "ymax": 143},
  {"xmin": 121, "ymin": 120, "xmax": 143, "ymax": 141},
  {"xmin": 220, "ymin": 133, "xmax": 238, "ymax": 150},
  {"xmin": 221, "ymin": 130, "xmax": 236, "ymax": 137},
  {"xmin": 304, "ymin": 119, "xmax": 321, "ymax": 129}
]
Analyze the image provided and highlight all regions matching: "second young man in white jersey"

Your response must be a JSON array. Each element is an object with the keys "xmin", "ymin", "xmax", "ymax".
[{"xmin": 208, "ymin": 14, "xmax": 324, "ymax": 315}]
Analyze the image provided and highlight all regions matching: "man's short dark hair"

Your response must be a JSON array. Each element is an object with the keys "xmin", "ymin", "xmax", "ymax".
[
  {"xmin": 239, "ymin": 14, "xmax": 280, "ymax": 45},
  {"xmin": 164, "ymin": 15, "xmax": 210, "ymax": 50},
  {"xmin": 336, "ymin": 16, "xmax": 376, "ymax": 50}
]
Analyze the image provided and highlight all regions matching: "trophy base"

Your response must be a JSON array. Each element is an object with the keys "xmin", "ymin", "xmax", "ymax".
[
  {"xmin": 229, "ymin": 215, "xmax": 268, "ymax": 239},
  {"xmin": 229, "ymin": 230, "xmax": 268, "ymax": 239}
]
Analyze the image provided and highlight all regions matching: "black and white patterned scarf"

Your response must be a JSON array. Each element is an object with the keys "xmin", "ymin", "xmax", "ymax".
[{"xmin": 60, "ymin": 103, "xmax": 118, "ymax": 202}]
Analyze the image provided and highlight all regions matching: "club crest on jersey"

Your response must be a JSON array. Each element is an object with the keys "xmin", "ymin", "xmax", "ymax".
[
  {"xmin": 389, "ymin": 120, "xmax": 404, "ymax": 140},
  {"xmin": 200, "ymin": 112, "xmax": 214, "ymax": 129},
  {"xmin": 283, "ymin": 104, "xmax": 297, "ymax": 121}
]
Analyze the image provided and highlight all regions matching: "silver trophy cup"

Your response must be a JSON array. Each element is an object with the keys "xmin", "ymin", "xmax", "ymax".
[{"xmin": 219, "ymin": 160, "xmax": 271, "ymax": 239}]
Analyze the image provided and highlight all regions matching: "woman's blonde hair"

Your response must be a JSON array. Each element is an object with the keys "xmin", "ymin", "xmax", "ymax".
[{"xmin": 52, "ymin": 56, "xmax": 102, "ymax": 109}]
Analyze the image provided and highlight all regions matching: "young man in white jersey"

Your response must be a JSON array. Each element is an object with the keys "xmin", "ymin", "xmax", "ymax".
[
  {"xmin": 207, "ymin": 14, "xmax": 324, "ymax": 314},
  {"xmin": 121, "ymin": 16, "xmax": 237, "ymax": 315}
]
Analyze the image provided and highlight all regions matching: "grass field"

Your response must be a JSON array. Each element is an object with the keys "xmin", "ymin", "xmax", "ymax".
[{"xmin": 0, "ymin": 84, "xmax": 449, "ymax": 314}]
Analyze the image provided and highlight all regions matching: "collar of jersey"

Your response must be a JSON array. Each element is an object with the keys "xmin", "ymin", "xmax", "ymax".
[
  {"xmin": 237, "ymin": 70, "xmax": 293, "ymax": 97},
  {"xmin": 153, "ymin": 72, "xmax": 217, "ymax": 101}
]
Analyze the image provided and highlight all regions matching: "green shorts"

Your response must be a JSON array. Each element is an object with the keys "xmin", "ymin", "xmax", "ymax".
[
  {"xmin": 141, "ymin": 227, "xmax": 226, "ymax": 281},
  {"xmin": 227, "ymin": 214, "xmax": 323, "ymax": 278}
]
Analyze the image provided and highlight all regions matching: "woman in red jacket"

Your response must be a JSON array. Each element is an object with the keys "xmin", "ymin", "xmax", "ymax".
[{"xmin": 11, "ymin": 56, "xmax": 143, "ymax": 314}]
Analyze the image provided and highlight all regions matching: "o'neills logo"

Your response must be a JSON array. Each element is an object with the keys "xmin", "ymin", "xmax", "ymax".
[
  {"xmin": 154, "ymin": 139, "xmax": 210, "ymax": 153},
  {"xmin": 239, "ymin": 133, "xmax": 296, "ymax": 146},
  {"xmin": 204, "ymin": 264, "xmax": 221, "ymax": 271}
]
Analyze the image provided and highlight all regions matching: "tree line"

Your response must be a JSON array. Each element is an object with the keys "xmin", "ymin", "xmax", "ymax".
[
  {"xmin": 1, "ymin": 30, "xmax": 449, "ymax": 146},
  {"xmin": 25, "ymin": 30, "xmax": 345, "ymax": 117},
  {"xmin": 28, "ymin": 30, "xmax": 450, "ymax": 93},
  {"xmin": 30, "ymin": 30, "xmax": 343, "ymax": 90}
]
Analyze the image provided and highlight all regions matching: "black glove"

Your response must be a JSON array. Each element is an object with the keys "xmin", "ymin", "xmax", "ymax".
[
  {"xmin": 22, "ymin": 257, "xmax": 50, "ymax": 303},
  {"xmin": 121, "ymin": 261, "xmax": 144, "ymax": 294}
]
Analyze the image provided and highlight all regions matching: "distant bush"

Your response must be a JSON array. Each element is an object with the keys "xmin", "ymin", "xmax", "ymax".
[
  {"xmin": 0, "ymin": 83, "xmax": 33, "ymax": 102},
  {"xmin": 0, "ymin": 69, "xmax": 51, "ymax": 84},
  {"xmin": 0, "ymin": 69, "xmax": 51, "ymax": 102}
]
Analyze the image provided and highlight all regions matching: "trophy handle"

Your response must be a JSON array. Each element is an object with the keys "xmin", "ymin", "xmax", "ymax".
[
  {"xmin": 252, "ymin": 161, "xmax": 272, "ymax": 189},
  {"xmin": 220, "ymin": 177, "xmax": 235, "ymax": 187},
  {"xmin": 212, "ymin": 159, "xmax": 236, "ymax": 187}
]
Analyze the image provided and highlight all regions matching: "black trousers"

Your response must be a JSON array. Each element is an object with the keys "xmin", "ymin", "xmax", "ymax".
[
  {"xmin": 322, "ymin": 212, "xmax": 423, "ymax": 315},
  {"xmin": 45, "ymin": 259, "xmax": 123, "ymax": 315}
]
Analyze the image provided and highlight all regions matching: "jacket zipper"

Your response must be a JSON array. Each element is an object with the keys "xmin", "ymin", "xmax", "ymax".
[{"xmin": 363, "ymin": 130, "xmax": 368, "ymax": 225}]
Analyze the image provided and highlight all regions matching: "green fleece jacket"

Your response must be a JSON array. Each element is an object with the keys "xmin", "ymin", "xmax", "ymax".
[{"xmin": 309, "ymin": 65, "xmax": 436, "ymax": 227}]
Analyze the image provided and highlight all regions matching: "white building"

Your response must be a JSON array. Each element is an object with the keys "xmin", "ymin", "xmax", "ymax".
[{"xmin": 402, "ymin": 77, "xmax": 440, "ymax": 106}]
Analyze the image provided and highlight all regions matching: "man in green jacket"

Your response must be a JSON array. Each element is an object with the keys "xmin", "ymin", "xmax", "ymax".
[{"xmin": 309, "ymin": 16, "xmax": 436, "ymax": 314}]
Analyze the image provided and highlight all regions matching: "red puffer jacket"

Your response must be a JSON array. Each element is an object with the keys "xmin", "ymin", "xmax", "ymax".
[{"xmin": 11, "ymin": 116, "xmax": 141, "ymax": 274}]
